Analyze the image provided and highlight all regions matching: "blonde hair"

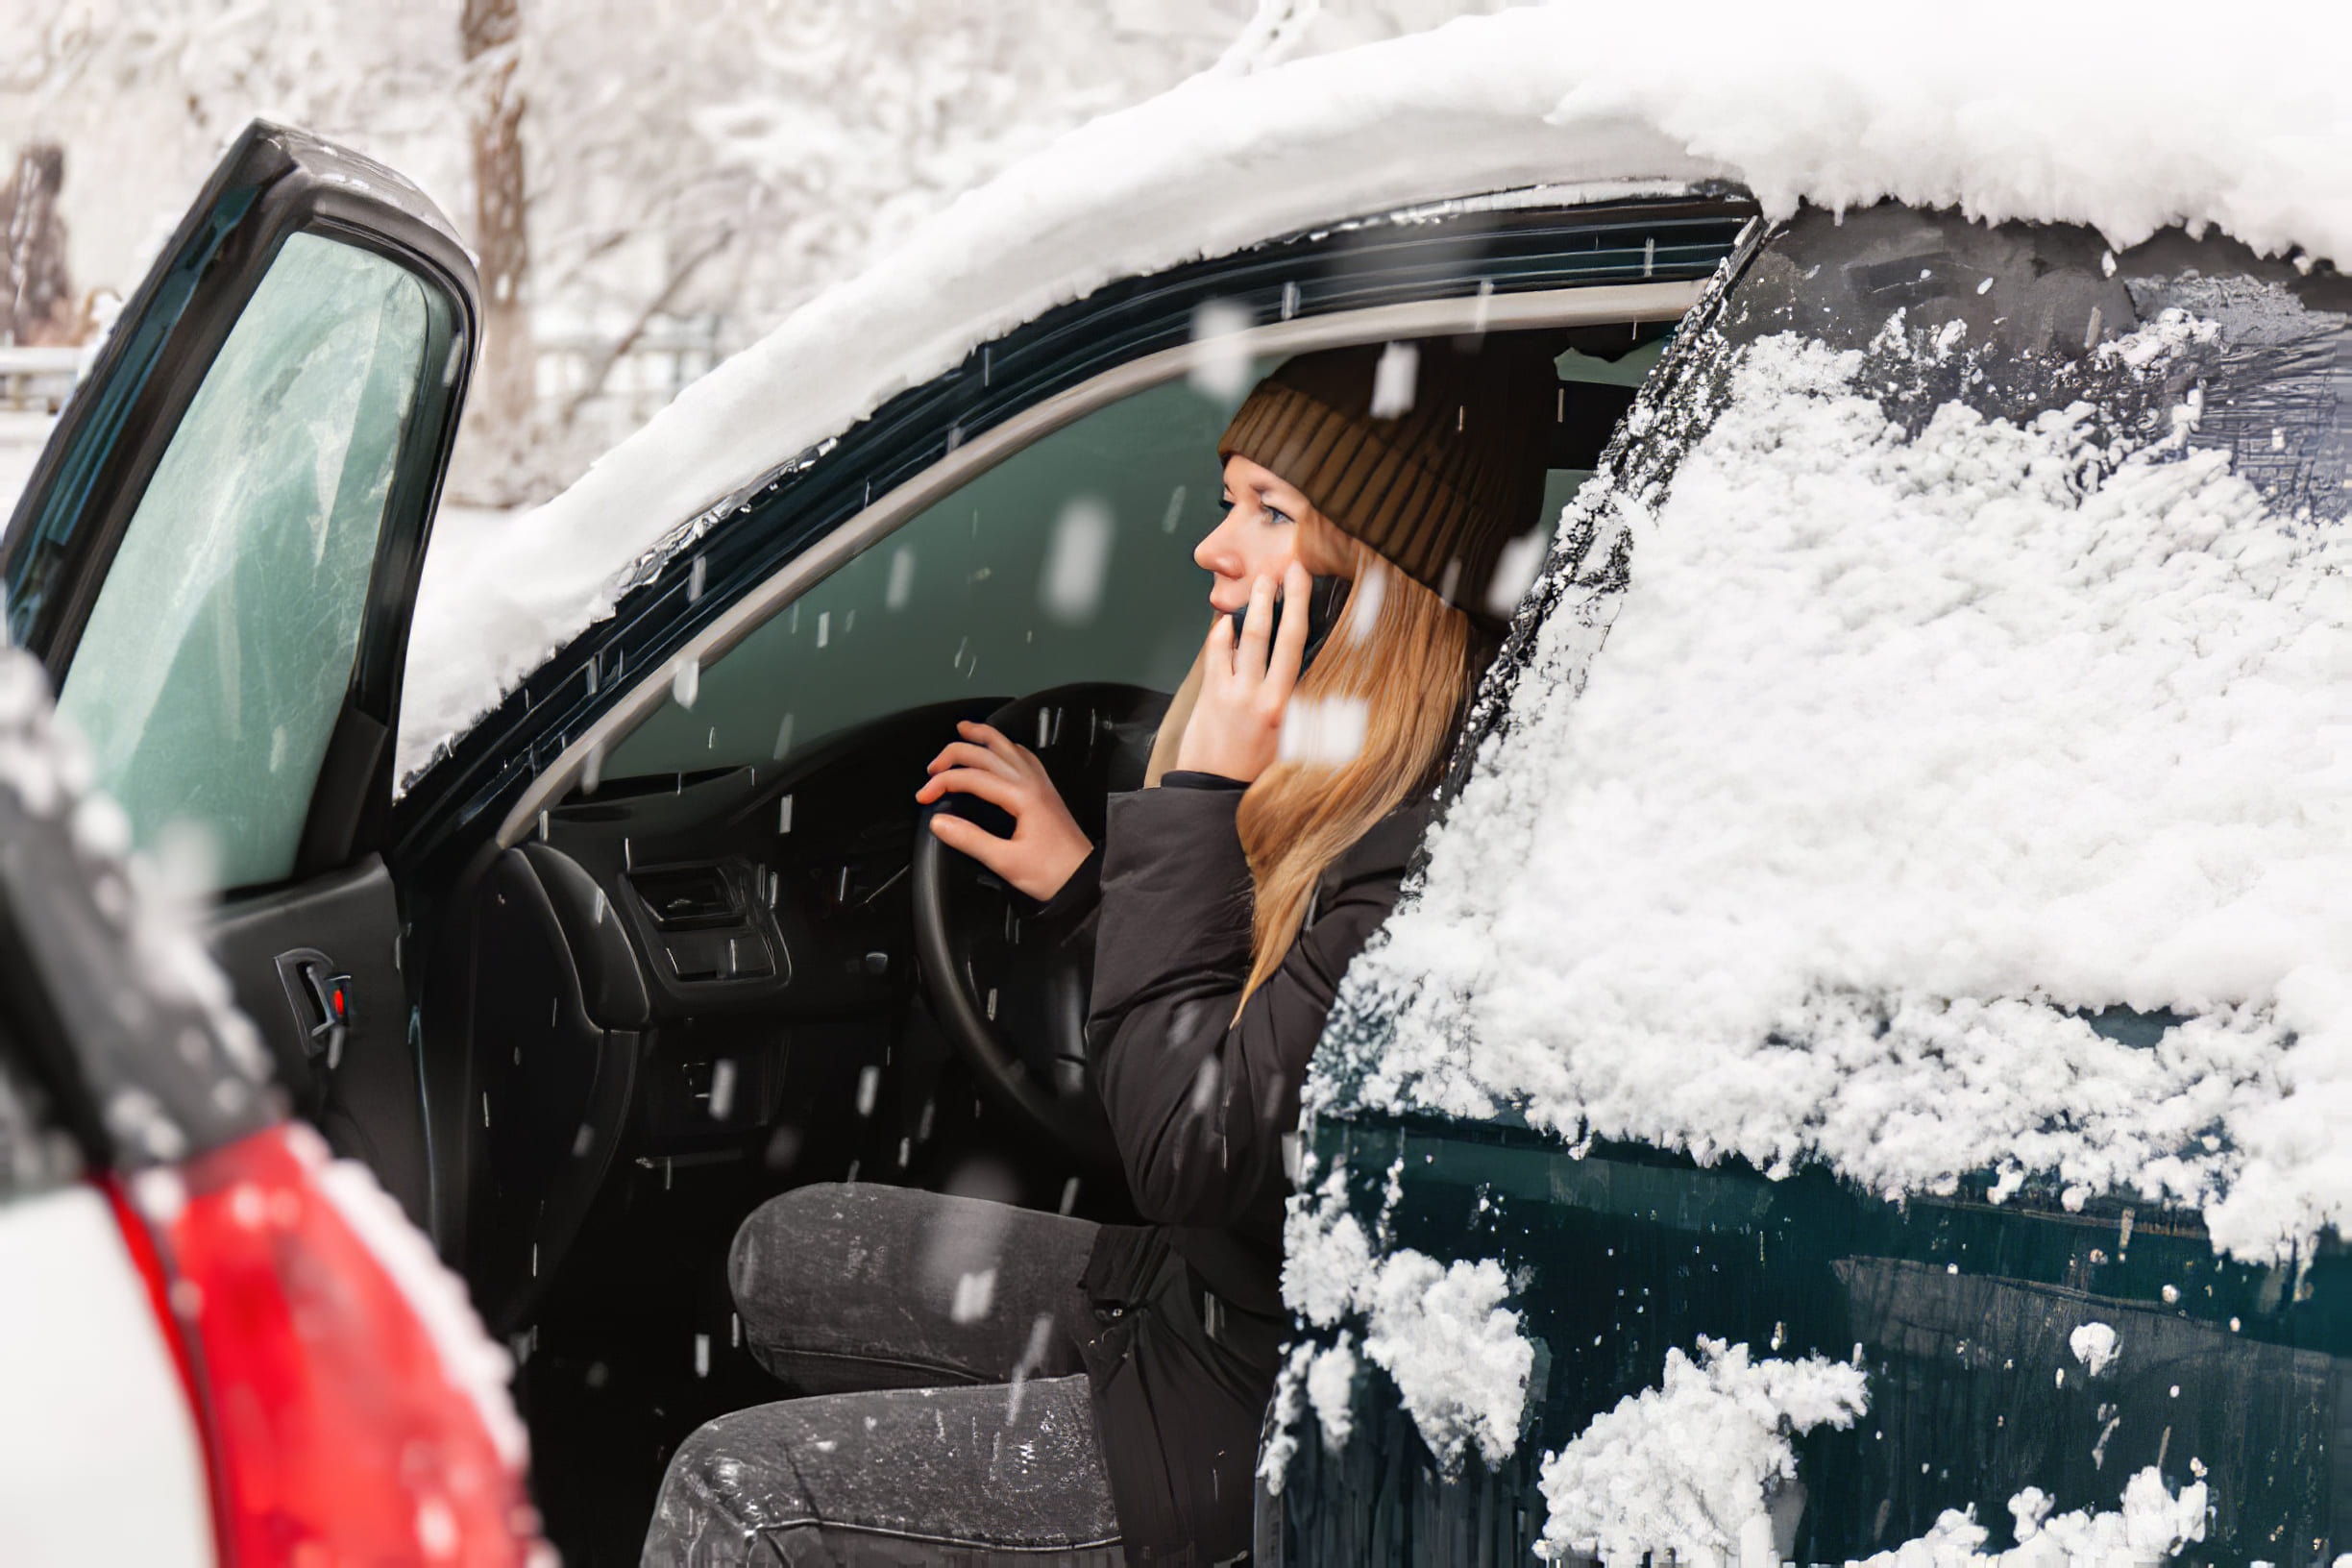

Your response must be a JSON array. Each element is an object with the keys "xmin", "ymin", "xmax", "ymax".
[{"xmin": 1233, "ymin": 529, "xmax": 1477, "ymax": 1007}]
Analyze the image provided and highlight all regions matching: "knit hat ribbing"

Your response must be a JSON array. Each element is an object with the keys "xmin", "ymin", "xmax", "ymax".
[{"xmin": 1217, "ymin": 339, "xmax": 1556, "ymax": 618}]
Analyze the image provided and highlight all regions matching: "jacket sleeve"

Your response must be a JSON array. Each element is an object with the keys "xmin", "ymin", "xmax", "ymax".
[
  {"xmin": 1022, "ymin": 772, "xmax": 1235, "ymax": 947},
  {"xmin": 1086, "ymin": 786, "xmax": 1401, "ymax": 1228},
  {"xmin": 1025, "ymin": 844, "xmax": 1103, "ymax": 948}
]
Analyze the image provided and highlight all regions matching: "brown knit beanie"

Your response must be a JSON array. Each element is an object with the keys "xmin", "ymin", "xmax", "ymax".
[{"xmin": 1217, "ymin": 338, "xmax": 1556, "ymax": 618}]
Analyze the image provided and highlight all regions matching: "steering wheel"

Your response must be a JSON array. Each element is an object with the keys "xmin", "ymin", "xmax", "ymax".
[{"xmin": 911, "ymin": 682, "xmax": 1171, "ymax": 1163}]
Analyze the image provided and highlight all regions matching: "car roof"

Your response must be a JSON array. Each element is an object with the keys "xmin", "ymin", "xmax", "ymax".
[{"xmin": 398, "ymin": 3, "xmax": 2352, "ymax": 787}]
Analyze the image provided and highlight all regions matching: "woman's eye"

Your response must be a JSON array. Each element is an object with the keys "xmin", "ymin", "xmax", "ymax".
[
  {"xmin": 1266, "ymin": 506, "xmax": 1292, "ymax": 527},
  {"xmin": 1216, "ymin": 496, "xmax": 1236, "ymax": 515}
]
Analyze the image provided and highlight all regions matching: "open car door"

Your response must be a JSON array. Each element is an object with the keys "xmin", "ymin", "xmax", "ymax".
[{"xmin": 0, "ymin": 120, "xmax": 477, "ymax": 1231}]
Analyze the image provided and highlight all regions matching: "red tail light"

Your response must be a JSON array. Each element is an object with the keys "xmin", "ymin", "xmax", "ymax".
[{"xmin": 110, "ymin": 1123, "xmax": 545, "ymax": 1566}]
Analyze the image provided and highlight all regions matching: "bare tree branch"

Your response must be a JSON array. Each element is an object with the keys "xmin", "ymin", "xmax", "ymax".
[{"xmin": 560, "ymin": 224, "xmax": 735, "ymax": 428}]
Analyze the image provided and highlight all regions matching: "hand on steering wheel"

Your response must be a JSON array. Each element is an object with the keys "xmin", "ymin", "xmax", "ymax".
[
  {"xmin": 910, "ymin": 684, "xmax": 1167, "ymax": 1161},
  {"xmin": 916, "ymin": 720, "xmax": 1092, "ymax": 901}
]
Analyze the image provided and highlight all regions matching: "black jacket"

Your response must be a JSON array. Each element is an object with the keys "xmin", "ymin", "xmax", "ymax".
[{"xmin": 1050, "ymin": 772, "xmax": 1430, "ymax": 1563}]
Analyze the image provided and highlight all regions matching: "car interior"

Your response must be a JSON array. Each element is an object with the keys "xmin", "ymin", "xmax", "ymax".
[{"xmin": 416, "ymin": 319, "xmax": 1678, "ymax": 1558}]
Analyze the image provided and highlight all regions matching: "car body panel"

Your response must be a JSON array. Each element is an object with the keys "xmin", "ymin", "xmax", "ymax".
[
  {"xmin": 0, "ymin": 630, "xmax": 539, "ymax": 1563},
  {"xmin": 0, "ymin": 1185, "xmax": 215, "ymax": 1568}
]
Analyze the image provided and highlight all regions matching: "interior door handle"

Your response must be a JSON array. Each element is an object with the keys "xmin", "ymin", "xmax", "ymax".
[{"xmin": 272, "ymin": 947, "xmax": 351, "ymax": 1070}]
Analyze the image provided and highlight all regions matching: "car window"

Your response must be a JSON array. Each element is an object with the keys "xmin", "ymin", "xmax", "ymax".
[
  {"xmin": 54, "ymin": 233, "xmax": 429, "ymax": 892},
  {"xmin": 603, "ymin": 376, "xmax": 1233, "ymax": 779},
  {"xmin": 605, "ymin": 340, "xmax": 1640, "ymax": 782}
]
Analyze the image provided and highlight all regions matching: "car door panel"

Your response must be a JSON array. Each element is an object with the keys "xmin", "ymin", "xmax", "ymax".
[
  {"xmin": 0, "ymin": 120, "xmax": 478, "ymax": 1228},
  {"xmin": 5, "ymin": 125, "xmax": 475, "ymax": 694},
  {"xmin": 205, "ymin": 855, "xmax": 428, "ymax": 1226}
]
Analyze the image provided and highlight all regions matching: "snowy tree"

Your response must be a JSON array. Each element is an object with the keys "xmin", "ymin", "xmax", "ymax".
[
  {"xmin": 461, "ymin": 0, "xmax": 533, "ymax": 472},
  {"xmin": 502, "ymin": 0, "xmax": 1260, "ymax": 489},
  {"xmin": 1, "ymin": 142, "xmax": 76, "ymax": 346},
  {"xmin": 1, "ymin": 0, "xmax": 462, "ymax": 182},
  {"xmin": 1, "ymin": 0, "xmax": 1535, "ymax": 504}
]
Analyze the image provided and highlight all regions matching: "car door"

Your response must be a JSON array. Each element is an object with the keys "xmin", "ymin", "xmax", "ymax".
[
  {"xmin": 1269, "ymin": 206, "xmax": 2352, "ymax": 1563},
  {"xmin": 0, "ymin": 120, "xmax": 478, "ymax": 1232}
]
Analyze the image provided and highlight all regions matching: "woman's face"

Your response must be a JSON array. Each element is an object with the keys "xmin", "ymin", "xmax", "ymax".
[{"xmin": 1196, "ymin": 454, "xmax": 1351, "ymax": 613}]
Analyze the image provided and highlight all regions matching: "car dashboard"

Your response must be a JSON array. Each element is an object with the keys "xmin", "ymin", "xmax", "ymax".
[{"xmin": 452, "ymin": 698, "xmax": 1004, "ymax": 1333}]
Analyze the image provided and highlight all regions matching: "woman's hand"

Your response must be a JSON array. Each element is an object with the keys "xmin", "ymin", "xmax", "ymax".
[
  {"xmin": 1176, "ymin": 561, "xmax": 1312, "ymax": 783},
  {"xmin": 916, "ymin": 720, "xmax": 1092, "ymax": 901}
]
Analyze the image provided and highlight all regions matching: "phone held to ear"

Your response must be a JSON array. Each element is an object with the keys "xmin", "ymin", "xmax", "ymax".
[{"xmin": 1228, "ymin": 575, "xmax": 1349, "ymax": 678}]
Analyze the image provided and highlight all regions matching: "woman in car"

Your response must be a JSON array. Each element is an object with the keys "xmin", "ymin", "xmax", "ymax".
[{"xmin": 646, "ymin": 338, "xmax": 1556, "ymax": 1565}]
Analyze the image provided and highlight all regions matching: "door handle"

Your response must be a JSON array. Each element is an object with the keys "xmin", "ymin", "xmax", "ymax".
[{"xmin": 272, "ymin": 947, "xmax": 351, "ymax": 1070}]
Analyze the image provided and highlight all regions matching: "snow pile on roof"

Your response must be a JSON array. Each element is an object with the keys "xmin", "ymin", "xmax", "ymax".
[
  {"xmin": 1533, "ymin": 1337, "xmax": 1867, "ymax": 1563},
  {"xmin": 1278, "ymin": 1166, "xmax": 1532, "ymax": 1469},
  {"xmin": 396, "ymin": 1, "xmax": 2352, "ymax": 787},
  {"xmin": 1329, "ymin": 308, "xmax": 2352, "ymax": 1262},
  {"xmin": 1851, "ymin": 1465, "xmax": 2208, "ymax": 1566}
]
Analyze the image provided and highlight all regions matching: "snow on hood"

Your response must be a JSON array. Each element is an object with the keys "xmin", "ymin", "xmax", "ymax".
[{"xmin": 395, "ymin": 1, "xmax": 2352, "ymax": 788}]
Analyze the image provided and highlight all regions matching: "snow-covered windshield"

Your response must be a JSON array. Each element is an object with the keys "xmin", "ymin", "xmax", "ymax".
[{"xmin": 1317, "ymin": 205, "xmax": 2352, "ymax": 1264}]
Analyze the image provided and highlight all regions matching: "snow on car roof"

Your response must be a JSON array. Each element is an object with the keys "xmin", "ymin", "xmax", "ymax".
[{"xmin": 396, "ymin": 2, "xmax": 2352, "ymax": 788}]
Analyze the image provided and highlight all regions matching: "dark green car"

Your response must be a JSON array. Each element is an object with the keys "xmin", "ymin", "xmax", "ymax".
[{"xmin": 1264, "ymin": 206, "xmax": 2352, "ymax": 1567}]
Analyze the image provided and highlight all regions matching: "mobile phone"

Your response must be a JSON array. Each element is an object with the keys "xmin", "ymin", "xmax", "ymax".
[{"xmin": 1228, "ymin": 574, "xmax": 1349, "ymax": 678}]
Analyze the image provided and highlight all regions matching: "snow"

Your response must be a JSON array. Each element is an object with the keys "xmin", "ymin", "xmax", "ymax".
[
  {"xmin": 0, "ymin": 411, "xmax": 56, "ymax": 519},
  {"xmin": 1304, "ymin": 1334, "xmax": 1359, "ymax": 1452},
  {"xmin": 1281, "ymin": 1165, "xmax": 1532, "ymax": 1467},
  {"xmin": 1329, "ymin": 302, "xmax": 2352, "ymax": 1261},
  {"xmin": 1849, "ymin": 1466, "xmax": 2208, "ymax": 1567},
  {"xmin": 1532, "ymin": 1336, "xmax": 1868, "ymax": 1564},
  {"xmin": 395, "ymin": 1, "xmax": 2352, "ymax": 789},
  {"xmin": 1259, "ymin": 1342, "xmax": 1317, "ymax": 1491},
  {"xmin": 2069, "ymin": 1322, "xmax": 2119, "ymax": 1380}
]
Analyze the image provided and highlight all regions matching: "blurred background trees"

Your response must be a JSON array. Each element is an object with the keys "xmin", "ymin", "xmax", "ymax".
[{"xmin": 0, "ymin": 0, "xmax": 1527, "ymax": 506}]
